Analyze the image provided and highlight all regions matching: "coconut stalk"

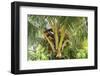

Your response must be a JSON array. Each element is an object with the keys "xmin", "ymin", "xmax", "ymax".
[{"xmin": 44, "ymin": 17, "xmax": 69, "ymax": 59}]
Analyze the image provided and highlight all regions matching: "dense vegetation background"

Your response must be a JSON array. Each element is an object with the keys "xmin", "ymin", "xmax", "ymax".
[{"xmin": 28, "ymin": 15, "xmax": 88, "ymax": 61}]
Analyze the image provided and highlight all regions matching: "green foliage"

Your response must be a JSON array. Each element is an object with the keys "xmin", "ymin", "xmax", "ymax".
[
  {"xmin": 28, "ymin": 15, "xmax": 88, "ymax": 61},
  {"xmin": 28, "ymin": 44, "xmax": 49, "ymax": 60}
]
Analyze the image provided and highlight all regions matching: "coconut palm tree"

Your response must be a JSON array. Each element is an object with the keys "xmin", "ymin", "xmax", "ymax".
[{"xmin": 28, "ymin": 15, "xmax": 88, "ymax": 60}]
